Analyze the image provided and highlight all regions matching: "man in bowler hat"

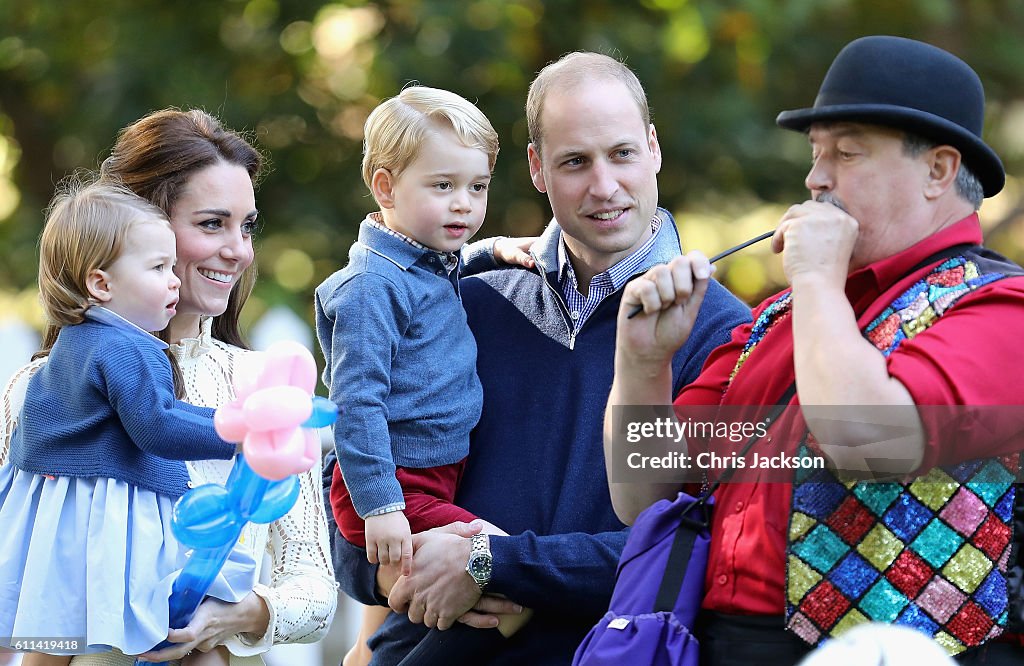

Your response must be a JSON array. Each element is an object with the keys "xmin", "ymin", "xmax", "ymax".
[{"xmin": 605, "ymin": 36, "xmax": 1024, "ymax": 664}]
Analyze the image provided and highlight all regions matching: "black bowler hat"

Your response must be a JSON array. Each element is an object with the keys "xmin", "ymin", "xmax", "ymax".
[{"xmin": 776, "ymin": 35, "xmax": 1004, "ymax": 197}]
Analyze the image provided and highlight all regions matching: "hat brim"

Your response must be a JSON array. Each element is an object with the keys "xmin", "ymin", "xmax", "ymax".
[{"xmin": 776, "ymin": 104, "xmax": 1005, "ymax": 197}]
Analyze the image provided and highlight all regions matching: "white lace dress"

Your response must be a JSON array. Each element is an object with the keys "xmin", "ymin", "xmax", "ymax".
[{"xmin": 0, "ymin": 319, "xmax": 337, "ymax": 665}]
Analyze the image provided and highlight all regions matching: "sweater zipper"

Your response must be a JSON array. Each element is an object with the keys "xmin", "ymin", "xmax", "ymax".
[
  {"xmin": 565, "ymin": 269, "xmax": 653, "ymax": 349},
  {"xmin": 539, "ymin": 259, "xmax": 657, "ymax": 351},
  {"xmin": 539, "ymin": 274, "xmax": 578, "ymax": 350}
]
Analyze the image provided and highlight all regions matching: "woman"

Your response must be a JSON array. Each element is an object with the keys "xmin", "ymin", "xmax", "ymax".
[{"xmin": 0, "ymin": 108, "xmax": 337, "ymax": 664}]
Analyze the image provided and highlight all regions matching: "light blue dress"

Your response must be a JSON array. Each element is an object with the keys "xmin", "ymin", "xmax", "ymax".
[{"xmin": 0, "ymin": 310, "xmax": 254, "ymax": 655}]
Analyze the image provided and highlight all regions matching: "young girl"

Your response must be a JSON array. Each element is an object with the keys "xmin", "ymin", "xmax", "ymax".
[{"xmin": 0, "ymin": 180, "xmax": 252, "ymax": 664}]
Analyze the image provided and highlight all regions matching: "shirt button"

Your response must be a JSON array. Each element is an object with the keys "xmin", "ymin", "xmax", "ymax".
[
  {"xmin": 734, "ymin": 501, "xmax": 744, "ymax": 512},
  {"xmin": 436, "ymin": 269, "xmax": 445, "ymax": 276},
  {"xmin": 570, "ymin": 311, "xmax": 581, "ymax": 320},
  {"xmin": 717, "ymin": 574, "xmax": 728, "ymax": 586}
]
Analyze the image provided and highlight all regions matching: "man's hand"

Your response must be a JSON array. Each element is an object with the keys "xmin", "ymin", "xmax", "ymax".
[
  {"xmin": 618, "ymin": 251, "xmax": 713, "ymax": 373},
  {"xmin": 365, "ymin": 510, "xmax": 412, "ymax": 576},
  {"xmin": 458, "ymin": 595, "xmax": 524, "ymax": 630},
  {"xmin": 374, "ymin": 520, "xmax": 482, "ymax": 598},
  {"xmin": 606, "ymin": 251, "xmax": 712, "ymax": 525},
  {"xmin": 772, "ymin": 199, "xmax": 859, "ymax": 287},
  {"xmin": 388, "ymin": 530, "xmax": 481, "ymax": 630},
  {"xmin": 493, "ymin": 236, "xmax": 538, "ymax": 269}
]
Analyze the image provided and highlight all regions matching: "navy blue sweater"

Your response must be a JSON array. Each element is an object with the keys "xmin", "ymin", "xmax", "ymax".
[
  {"xmin": 328, "ymin": 210, "xmax": 752, "ymax": 664},
  {"xmin": 10, "ymin": 308, "xmax": 236, "ymax": 497}
]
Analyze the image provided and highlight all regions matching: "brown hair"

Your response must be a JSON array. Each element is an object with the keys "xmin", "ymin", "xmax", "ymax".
[
  {"xmin": 526, "ymin": 52, "xmax": 650, "ymax": 154},
  {"xmin": 97, "ymin": 108, "xmax": 264, "ymax": 350},
  {"xmin": 35, "ymin": 110, "xmax": 263, "ymax": 395}
]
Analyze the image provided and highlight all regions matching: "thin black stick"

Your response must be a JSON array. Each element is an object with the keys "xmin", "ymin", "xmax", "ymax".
[{"xmin": 626, "ymin": 229, "xmax": 775, "ymax": 319}]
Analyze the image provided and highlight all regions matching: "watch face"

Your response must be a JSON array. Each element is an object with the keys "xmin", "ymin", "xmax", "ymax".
[{"xmin": 469, "ymin": 556, "xmax": 491, "ymax": 577}]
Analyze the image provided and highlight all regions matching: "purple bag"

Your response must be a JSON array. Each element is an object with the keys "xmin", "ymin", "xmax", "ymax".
[
  {"xmin": 574, "ymin": 386, "xmax": 795, "ymax": 666},
  {"xmin": 572, "ymin": 492, "xmax": 711, "ymax": 666}
]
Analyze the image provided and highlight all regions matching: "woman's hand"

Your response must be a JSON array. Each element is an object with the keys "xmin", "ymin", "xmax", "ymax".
[{"xmin": 136, "ymin": 592, "xmax": 270, "ymax": 662}]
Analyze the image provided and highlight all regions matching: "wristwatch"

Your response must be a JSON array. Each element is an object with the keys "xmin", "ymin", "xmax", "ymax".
[{"xmin": 465, "ymin": 533, "xmax": 492, "ymax": 591}]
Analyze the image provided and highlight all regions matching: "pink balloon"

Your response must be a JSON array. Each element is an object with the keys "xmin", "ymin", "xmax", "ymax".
[
  {"xmin": 261, "ymin": 341, "xmax": 317, "ymax": 393},
  {"xmin": 300, "ymin": 428, "xmax": 320, "ymax": 470},
  {"xmin": 213, "ymin": 402, "xmax": 248, "ymax": 443},
  {"xmin": 232, "ymin": 353, "xmax": 265, "ymax": 401},
  {"xmin": 242, "ymin": 386, "xmax": 312, "ymax": 432},
  {"xmin": 216, "ymin": 341, "xmax": 326, "ymax": 481},
  {"xmin": 244, "ymin": 431, "xmax": 287, "ymax": 481},
  {"xmin": 244, "ymin": 428, "xmax": 306, "ymax": 481}
]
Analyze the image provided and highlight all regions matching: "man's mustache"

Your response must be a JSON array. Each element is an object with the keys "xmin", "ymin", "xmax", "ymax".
[{"xmin": 815, "ymin": 191, "xmax": 849, "ymax": 213}]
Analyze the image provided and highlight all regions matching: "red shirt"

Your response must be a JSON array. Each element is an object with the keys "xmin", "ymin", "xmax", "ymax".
[{"xmin": 674, "ymin": 214, "xmax": 1024, "ymax": 615}]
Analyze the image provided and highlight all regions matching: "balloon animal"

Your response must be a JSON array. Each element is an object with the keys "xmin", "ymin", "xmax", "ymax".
[{"xmin": 142, "ymin": 341, "xmax": 337, "ymax": 662}]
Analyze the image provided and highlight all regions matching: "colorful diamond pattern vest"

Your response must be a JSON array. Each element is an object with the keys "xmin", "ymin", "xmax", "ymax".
[{"xmin": 779, "ymin": 251, "xmax": 1022, "ymax": 655}]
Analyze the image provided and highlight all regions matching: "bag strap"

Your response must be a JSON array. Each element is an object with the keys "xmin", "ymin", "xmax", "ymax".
[
  {"xmin": 653, "ymin": 382, "xmax": 797, "ymax": 613},
  {"xmin": 906, "ymin": 242, "xmax": 977, "ymax": 274},
  {"xmin": 698, "ymin": 382, "xmax": 798, "ymax": 500}
]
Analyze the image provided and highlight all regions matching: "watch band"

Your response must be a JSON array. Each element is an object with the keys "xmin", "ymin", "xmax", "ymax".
[
  {"xmin": 466, "ymin": 533, "xmax": 492, "ymax": 590},
  {"xmin": 470, "ymin": 533, "xmax": 490, "ymax": 555}
]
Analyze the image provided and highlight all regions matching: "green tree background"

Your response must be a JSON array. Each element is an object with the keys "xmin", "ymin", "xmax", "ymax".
[{"xmin": 2, "ymin": 0, "xmax": 1024, "ymax": 333}]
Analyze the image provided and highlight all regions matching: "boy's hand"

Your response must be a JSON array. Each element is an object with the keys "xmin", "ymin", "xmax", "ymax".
[
  {"xmin": 365, "ymin": 510, "xmax": 413, "ymax": 576},
  {"xmin": 493, "ymin": 236, "xmax": 537, "ymax": 269}
]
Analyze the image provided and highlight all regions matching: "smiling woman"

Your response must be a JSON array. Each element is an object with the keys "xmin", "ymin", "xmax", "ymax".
[
  {"xmin": 163, "ymin": 161, "xmax": 260, "ymax": 344},
  {"xmin": 98, "ymin": 109, "xmax": 263, "ymax": 352},
  {"xmin": 0, "ymin": 109, "xmax": 337, "ymax": 665}
]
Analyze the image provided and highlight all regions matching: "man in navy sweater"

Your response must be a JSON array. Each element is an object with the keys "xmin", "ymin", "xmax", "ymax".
[{"xmin": 325, "ymin": 52, "xmax": 751, "ymax": 664}]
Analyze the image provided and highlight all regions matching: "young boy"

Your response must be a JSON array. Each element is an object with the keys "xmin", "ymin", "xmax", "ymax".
[{"xmin": 315, "ymin": 85, "xmax": 528, "ymax": 666}]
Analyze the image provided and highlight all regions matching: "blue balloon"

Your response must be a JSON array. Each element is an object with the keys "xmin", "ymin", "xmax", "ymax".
[
  {"xmin": 139, "ymin": 398, "xmax": 337, "ymax": 666},
  {"xmin": 142, "ymin": 455, "xmax": 300, "ymax": 663},
  {"xmin": 171, "ymin": 485, "xmax": 243, "ymax": 549},
  {"xmin": 302, "ymin": 396, "xmax": 339, "ymax": 428},
  {"xmin": 249, "ymin": 476, "xmax": 300, "ymax": 524}
]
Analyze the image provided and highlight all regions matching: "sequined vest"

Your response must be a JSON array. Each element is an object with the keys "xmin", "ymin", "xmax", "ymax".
[{"xmin": 730, "ymin": 244, "xmax": 1024, "ymax": 655}]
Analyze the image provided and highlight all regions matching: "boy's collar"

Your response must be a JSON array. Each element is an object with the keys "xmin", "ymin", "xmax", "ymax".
[{"xmin": 358, "ymin": 216, "xmax": 460, "ymax": 271}]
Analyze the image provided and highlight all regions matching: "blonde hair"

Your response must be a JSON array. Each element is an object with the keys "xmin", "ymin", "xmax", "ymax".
[
  {"xmin": 38, "ymin": 176, "xmax": 169, "ymax": 329},
  {"xmin": 361, "ymin": 85, "xmax": 499, "ymax": 191},
  {"xmin": 526, "ymin": 52, "xmax": 650, "ymax": 153}
]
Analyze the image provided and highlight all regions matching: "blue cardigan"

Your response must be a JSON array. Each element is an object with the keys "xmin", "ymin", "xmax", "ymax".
[
  {"xmin": 315, "ymin": 220, "xmax": 484, "ymax": 518},
  {"xmin": 10, "ymin": 308, "xmax": 236, "ymax": 497},
  {"xmin": 327, "ymin": 209, "xmax": 752, "ymax": 665}
]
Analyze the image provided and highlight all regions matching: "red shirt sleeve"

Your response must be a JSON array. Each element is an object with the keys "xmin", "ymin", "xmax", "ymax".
[
  {"xmin": 886, "ymin": 277, "xmax": 1024, "ymax": 469},
  {"xmin": 675, "ymin": 319, "xmax": 753, "ymax": 408}
]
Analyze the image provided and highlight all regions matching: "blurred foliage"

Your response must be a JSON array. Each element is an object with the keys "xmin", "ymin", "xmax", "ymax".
[{"xmin": 2, "ymin": 0, "xmax": 1024, "ymax": 328}]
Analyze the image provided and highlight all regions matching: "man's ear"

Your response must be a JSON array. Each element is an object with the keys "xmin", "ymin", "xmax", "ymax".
[
  {"xmin": 648, "ymin": 124, "xmax": 663, "ymax": 175},
  {"xmin": 923, "ymin": 146, "xmax": 961, "ymax": 200},
  {"xmin": 527, "ymin": 143, "xmax": 547, "ymax": 193},
  {"xmin": 86, "ymin": 269, "xmax": 112, "ymax": 303},
  {"xmin": 371, "ymin": 168, "xmax": 397, "ymax": 209}
]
